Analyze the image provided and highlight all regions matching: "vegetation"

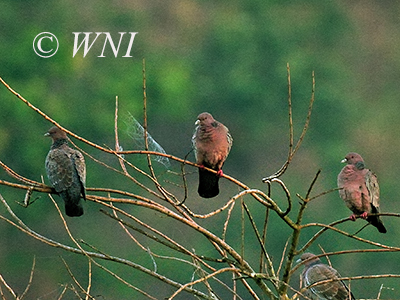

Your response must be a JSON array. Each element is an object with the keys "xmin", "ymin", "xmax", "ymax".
[
  {"xmin": 1, "ymin": 64, "xmax": 399, "ymax": 299},
  {"xmin": 1, "ymin": 1, "xmax": 400, "ymax": 299}
]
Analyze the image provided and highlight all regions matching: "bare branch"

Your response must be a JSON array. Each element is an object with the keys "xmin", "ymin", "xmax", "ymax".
[
  {"xmin": 19, "ymin": 256, "xmax": 36, "ymax": 299},
  {"xmin": 0, "ymin": 274, "xmax": 17, "ymax": 299},
  {"xmin": 2, "ymin": 69, "xmax": 399, "ymax": 300}
]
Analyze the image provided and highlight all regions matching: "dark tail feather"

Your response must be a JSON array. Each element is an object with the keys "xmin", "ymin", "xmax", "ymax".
[
  {"xmin": 368, "ymin": 215, "xmax": 387, "ymax": 233},
  {"xmin": 351, "ymin": 291, "xmax": 356, "ymax": 300},
  {"xmin": 345, "ymin": 282, "xmax": 356, "ymax": 300},
  {"xmin": 367, "ymin": 206, "xmax": 386, "ymax": 233},
  {"xmin": 65, "ymin": 202, "xmax": 84, "ymax": 217},
  {"xmin": 343, "ymin": 283, "xmax": 356, "ymax": 300},
  {"xmin": 198, "ymin": 168, "xmax": 219, "ymax": 198},
  {"xmin": 60, "ymin": 191, "xmax": 84, "ymax": 217}
]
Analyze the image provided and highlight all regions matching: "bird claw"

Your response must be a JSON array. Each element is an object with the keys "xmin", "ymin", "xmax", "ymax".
[
  {"xmin": 199, "ymin": 165, "xmax": 205, "ymax": 170},
  {"xmin": 360, "ymin": 212, "xmax": 368, "ymax": 219},
  {"xmin": 349, "ymin": 214, "xmax": 357, "ymax": 221},
  {"xmin": 216, "ymin": 170, "xmax": 224, "ymax": 177}
]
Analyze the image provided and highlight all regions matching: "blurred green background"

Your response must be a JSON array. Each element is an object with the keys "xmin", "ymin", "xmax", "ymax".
[{"xmin": 1, "ymin": 0, "xmax": 400, "ymax": 299}]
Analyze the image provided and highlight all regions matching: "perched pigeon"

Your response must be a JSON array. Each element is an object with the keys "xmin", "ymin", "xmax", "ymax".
[
  {"xmin": 192, "ymin": 112, "xmax": 232, "ymax": 198},
  {"xmin": 45, "ymin": 127, "xmax": 86, "ymax": 217},
  {"xmin": 337, "ymin": 152, "xmax": 386, "ymax": 233},
  {"xmin": 298, "ymin": 253, "xmax": 355, "ymax": 300}
]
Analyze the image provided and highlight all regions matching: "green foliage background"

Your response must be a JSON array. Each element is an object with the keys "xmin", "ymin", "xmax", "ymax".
[{"xmin": 1, "ymin": 1, "xmax": 399, "ymax": 298}]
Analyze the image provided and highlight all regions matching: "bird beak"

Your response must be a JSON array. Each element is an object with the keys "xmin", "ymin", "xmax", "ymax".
[
  {"xmin": 44, "ymin": 132, "xmax": 50, "ymax": 137},
  {"xmin": 341, "ymin": 158, "xmax": 347, "ymax": 163},
  {"xmin": 296, "ymin": 258, "xmax": 302, "ymax": 264},
  {"xmin": 195, "ymin": 120, "xmax": 200, "ymax": 125}
]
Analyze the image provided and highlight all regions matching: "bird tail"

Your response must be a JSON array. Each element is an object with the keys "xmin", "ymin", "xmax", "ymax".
[
  {"xmin": 367, "ymin": 205, "xmax": 386, "ymax": 233},
  {"xmin": 60, "ymin": 191, "xmax": 84, "ymax": 217},
  {"xmin": 368, "ymin": 215, "xmax": 387, "ymax": 233},
  {"xmin": 198, "ymin": 168, "xmax": 220, "ymax": 198},
  {"xmin": 65, "ymin": 202, "xmax": 84, "ymax": 217},
  {"xmin": 343, "ymin": 283, "xmax": 356, "ymax": 300}
]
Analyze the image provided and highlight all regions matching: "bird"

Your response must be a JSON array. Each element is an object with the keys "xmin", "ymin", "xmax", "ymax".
[
  {"xmin": 337, "ymin": 152, "xmax": 386, "ymax": 233},
  {"xmin": 45, "ymin": 126, "xmax": 86, "ymax": 217},
  {"xmin": 298, "ymin": 253, "xmax": 355, "ymax": 300},
  {"xmin": 192, "ymin": 112, "xmax": 232, "ymax": 198}
]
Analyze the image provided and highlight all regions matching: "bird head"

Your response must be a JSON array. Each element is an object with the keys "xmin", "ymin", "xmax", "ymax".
[
  {"xmin": 341, "ymin": 152, "xmax": 364, "ymax": 165},
  {"xmin": 296, "ymin": 253, "xmax": 321, "ymax": 267},
  {"xmin": 45, "ymin": 126, "xmax": 68, "ymax": 141},
  {"xmin": 196, "ymin": 112, "xmax": 215, "ymax": 125}
]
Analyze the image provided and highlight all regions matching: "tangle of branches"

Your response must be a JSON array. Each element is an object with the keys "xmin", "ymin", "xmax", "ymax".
[{"xmin": 0, "ymin": 62, "xmax": 399, "ymax": 299}]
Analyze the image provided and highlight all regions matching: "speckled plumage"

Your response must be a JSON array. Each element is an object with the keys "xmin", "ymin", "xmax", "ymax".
[
  {"xmin": 337, "ymin": 152, "xmax": 386, "ymax": 233},
  {"xmin": 45, "ymin": 127, "xmax": 86, "ymax": 217},
  {"xmin": 192, "ymin": 113, "xmax": 232, "ymax": 198},
  {"xmin": 298, "ymin": 253, "xmax": 355, "ymax": 300}
]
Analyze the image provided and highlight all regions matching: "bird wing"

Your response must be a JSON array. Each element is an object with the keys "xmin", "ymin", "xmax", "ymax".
[
  {"xmin": 225, "ymin": 126, "xmax": 233, "ymax": 155},
  {"xmin": 45, "ymin": 148, "xmax": 74, "ymax": 193},
  {"xmin": 212, "ymin": 123, "xmax": 232, "ymax": 169},
  {"xmin": 65, "ymin": 147, "xmax": 86, "ymax": 199},
  {"xmin": 192, "ymin": 126, "xmax": 199, "ymax": 162},
  {"xmin": 365, "ymin": 170, "xmax": 380, "ymax": 210},
  {"xmin": 71, "ymin": 150, "xmax": 86, "ymax": 186},
  {"xmin": 305, "ymin": 264, "xmax": 352, "ymax": 300}
]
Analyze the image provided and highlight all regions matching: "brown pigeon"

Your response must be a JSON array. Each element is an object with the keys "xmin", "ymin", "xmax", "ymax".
[
  {"xmin": 298, "ymin": 253, "xmax": 355, "ymax": 300},
  {"xmin": 45, "ymin": 127, "xmax": 86, "ymax": 217},
  {"xmin": 192, "ymin": 112, "xmax": 232, "ymax": 198},
  {"xmin": 337, "ymin": 152, "xmax": 386, "ymax": 233}
]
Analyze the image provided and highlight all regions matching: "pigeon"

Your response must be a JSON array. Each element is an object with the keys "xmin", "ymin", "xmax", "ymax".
[
  {"xmin": 45, "ymin": 126, "xmax": 86, "ymax": 217},
  {"xmin": 298, "ymin": 253, "xmax": 355, "ymax": 300},
  {"xmin": 337, "ymin": 152, "xmax": 386, "ymax": 233},
  {"xmin": 192, "ymin": 112, "xmax": 232, "ymax": 198}
]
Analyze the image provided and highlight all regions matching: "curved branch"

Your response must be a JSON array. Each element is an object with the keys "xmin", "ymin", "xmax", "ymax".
[
  {"xmin": 0, "ymin": 193, "xmax": 210, "ymax": 299},
  {"xmin": 262, "ymin": 69, "xmax": 315, "ymax": 182},
  {"xmin": 298, "ymin": 217, "xmax": 400, "ymax": 254}
]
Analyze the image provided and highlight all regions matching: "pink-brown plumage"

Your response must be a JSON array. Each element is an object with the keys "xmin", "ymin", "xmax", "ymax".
[
  {"xmin": 337, "ymin": 152, "xmax": 386, "ymax": 233},
  {"xmin": 192, "ymin": 112, "xmax": 232, "ymax": 198}
]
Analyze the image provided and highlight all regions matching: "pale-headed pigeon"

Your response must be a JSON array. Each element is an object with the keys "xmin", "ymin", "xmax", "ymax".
[
  {"xmin": 192, "ymin": 112, "xmax": 232, "ymax": 198},
  {"xmin": 337, "ymin": 152, "xmax": 386, "ymax": 233}
]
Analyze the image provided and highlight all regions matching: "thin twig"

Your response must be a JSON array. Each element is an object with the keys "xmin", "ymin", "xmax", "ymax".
[
  {"xmin": 259, "ymin": 207, "xmax": 270, "ymax": 273},
  {"xmin": 86, "ymin": 259, "xmax": 92, "ymax": 300},
  {"xmin": 168, "ymin": 268, "xmax": 239, "ymax": 300},
  {"xmin": 142, "ymin": 58, "xmax": 157, "ymax": 180},
  {"xmin": 61, "ymin": 257, "xmax": 94, "ymax": 299},
  {"xmin": 0, "ymin": 274, "xmax": 17, "ymax": 299},
  {"xmin": 19, "ymin": 256, "xmax": 36, "ymax": 299},
  {"xmin": 242, "ymin": 202, "xmax": 275, "ymax": 280},
  {"xmin": 56, "ymin": 284, "xmax": 68, "ymax": 300},
  {"xmin": 0, "ymin": 194, "xmax": 210, "ymax": 298},
  {"xmin": 263, "ymin": 69, "xmax": 316, "ymax": 183},
  {"xmin": 298, "ymin": 217, "xmax": 400, "ymax": 255},
  {"xmin": 175, "ymin": 150, "xmax": 192, "ymax": 206}
]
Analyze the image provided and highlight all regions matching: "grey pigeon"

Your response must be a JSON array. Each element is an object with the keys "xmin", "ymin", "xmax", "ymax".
[
  {"xmin": 192, "ymin": 112, "xmax": 232, "ymax": 198},
  {"xmin": 298, "ymin": 253, "xmax": 355, "ymax": 300},
  {"xmin": 45, "ymin": 127, "xmax": 86, "ymax": 217},
  {"xmin": 337, "ymin": 152, "xmax": 386, "ymax": 233}
]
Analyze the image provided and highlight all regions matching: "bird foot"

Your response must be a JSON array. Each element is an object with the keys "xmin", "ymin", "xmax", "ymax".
[
  {"xmin": 360, "ymin": 212, "xmax": 368, "ymax": 219},
  {"xmin": 199, "ymin": 164, "xmax": 205, "ymax": 170},
  {"xmin": 216, "ymin": 170, "xmax": 224, "ymax": 177},
  {"xmin": 349, "ymin": 214, "xmax": 357, "ymax": 221}
]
